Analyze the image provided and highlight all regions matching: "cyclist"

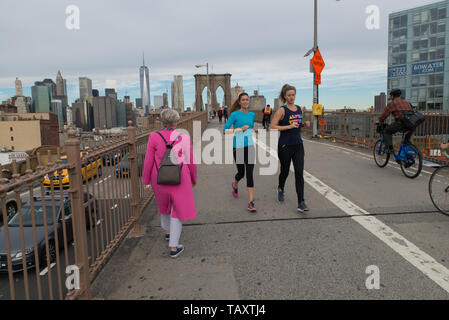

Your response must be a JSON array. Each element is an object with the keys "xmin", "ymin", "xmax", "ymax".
[
  {"xmin": 378, "ymin": 89, "xmax": 413, "ymax": 154},
  {"xmin": 262, "ymin": 105, "xmax": 273, "ymax": 129}
]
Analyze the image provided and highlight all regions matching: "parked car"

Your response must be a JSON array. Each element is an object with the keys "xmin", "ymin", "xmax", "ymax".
[
  {"xmin": 43, "ymin": 155, "xmax": 102, "ymax": 189},
  {"xmin": 0, "ymin": 192, "xmax": 96, "ymax": 273},
  {"xmin": 0, "ymin": 179, "xmax": 19, "ymax": 223}
]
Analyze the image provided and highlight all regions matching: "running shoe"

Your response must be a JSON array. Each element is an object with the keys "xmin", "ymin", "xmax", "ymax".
[
  {"xmin": 248, "ymin": 201, "xmax": 257, "ymax": 212},
  {"xmin": 232, "ymin": 182, "xmax": 239, "ymax": 198},
  {"xmin": 278, "ymin": 189, "xmax": 285, "ymax": 203},
  {"xmin": 170, "ymin": 245, "xmax": 184, "ymax": 258},
  {"xmin": 297, "ymin": 201, "xmax": 310, "ymax": 213}
]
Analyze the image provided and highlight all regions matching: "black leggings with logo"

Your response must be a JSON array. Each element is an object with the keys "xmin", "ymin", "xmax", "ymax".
[
  {"xmin": 233, "ymin": 146, "xmax": 255, "ymax": 188},
  {"xmin": 278, "ymin": 143, "xmax": 305, "ymax": 205}
]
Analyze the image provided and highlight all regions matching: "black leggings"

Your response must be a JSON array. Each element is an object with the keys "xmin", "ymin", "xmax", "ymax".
[
  {"xmin": 233, "ymin": 146, "xmax": 255, "ymax": 188},
  {"xmin": 278, "ymin": 144, "xmax": 305, "ymax": 205}
]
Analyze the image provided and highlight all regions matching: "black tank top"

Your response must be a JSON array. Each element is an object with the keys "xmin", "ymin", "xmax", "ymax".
[{"xmin": 278, "ymin": 105, "xmax": 303, "ymax": 147}]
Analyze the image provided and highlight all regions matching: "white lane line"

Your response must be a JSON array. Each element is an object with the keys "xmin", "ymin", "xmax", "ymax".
[
  {"xmin": 256, "ymin": 138, "xmax": 449, "ymax": 293},
  {"xmin": 40, "ymin": 263, "xmax": 56, "ymax": 276},
  {"xmin": 303, "ymin": 138, "xmax": 434, "ymax": 176}
]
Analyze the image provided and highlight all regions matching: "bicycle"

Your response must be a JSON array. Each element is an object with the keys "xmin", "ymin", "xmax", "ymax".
[
  {"xmin": 373, "ymin": 123, "xmax": 423, "ymax": 179},
  {"xmin": 429, "ymin": 142, "xmax": 449, "ymax": 216}
]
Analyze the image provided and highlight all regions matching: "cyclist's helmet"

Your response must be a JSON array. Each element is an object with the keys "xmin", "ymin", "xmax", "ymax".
[{"xmin": 390, "ymin": 89, "xmax": 402, "ymax": 98}]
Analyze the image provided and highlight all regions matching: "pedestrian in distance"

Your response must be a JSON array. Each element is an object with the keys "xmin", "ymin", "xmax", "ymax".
[
  {"xmin": 223, "ymin": 92, "xmax": 257, "ymax": 212},
  {"xmin": 142, "ymin": 109, "xmax": 197, "ymax": 258},
  {"xmin": 262, "ymin": 104, "xmax": 273, "ymax": 130},
  {"xmin": 271, "ymin": 84, "xmax": 311, "ymax": 213},
  {"xmin": 218, "ymin": 108, "xmax": 224, "ymax": 123},
  {"xmin": 223, "ymin": 107, "xmax": 229, "ymax": 122}
]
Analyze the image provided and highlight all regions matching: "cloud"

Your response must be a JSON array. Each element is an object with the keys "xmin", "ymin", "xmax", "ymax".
[{"xmin": 0, "ymin": 0, "xmax": 440, "ymax": 109}]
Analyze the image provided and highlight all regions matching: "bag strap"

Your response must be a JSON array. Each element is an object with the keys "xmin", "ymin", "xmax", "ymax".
[
  {"xmin": 155, "ymin": 132, "xmax": 184, "ymax": 168},
  {"xmin": 156, "ymin": 132, "xmax": 182, "ymax": 148}
]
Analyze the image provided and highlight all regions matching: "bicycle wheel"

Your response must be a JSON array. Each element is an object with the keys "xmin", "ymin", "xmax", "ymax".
[
  {"xmin": 400, "ymin": 144, "xmax": 423, "ymax": 179},
  {"xmin": 373, "ymin": 139, "xmax": 390, "ymax": 168},
  {"xmin": 429, "ymin": 166, "xmax": 449, "ymax": 216}
]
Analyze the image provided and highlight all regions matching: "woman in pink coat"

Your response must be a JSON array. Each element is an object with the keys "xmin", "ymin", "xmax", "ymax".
[{"xmin": 142, "ymin": 109, "xmax": 197, "ymax": 258}]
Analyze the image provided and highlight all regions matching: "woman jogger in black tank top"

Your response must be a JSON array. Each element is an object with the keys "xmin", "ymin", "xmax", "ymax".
[{"xmin": 271, "ymin": 84, "xmax": 311, "ymax": 213}]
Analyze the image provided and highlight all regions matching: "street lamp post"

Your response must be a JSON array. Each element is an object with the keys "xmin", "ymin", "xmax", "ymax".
[
  {"xmin": 304, "ymin": 0, "xmax": 319, "ymax": 138},
  {"xmin": 313, "ymin": 0, "xmax": 318, "ymax": 138},
  {"xmin": 195, "ymin": 63, "xmax": 211, "ymax": 121}
]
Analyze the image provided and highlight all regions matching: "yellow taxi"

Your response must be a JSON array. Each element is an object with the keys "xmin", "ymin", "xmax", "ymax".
[{"xmin": 43, "ymin": 155, "xmax": 102, "ymax": 189}]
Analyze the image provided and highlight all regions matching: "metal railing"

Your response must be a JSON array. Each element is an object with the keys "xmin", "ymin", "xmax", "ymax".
[
  {"xmin": 0, "ymin": 111, "xmax": 208, "ymax": 300},
  {"xmin": 303, "ymin": 110, "xmax": 449, "ymax": 164}
]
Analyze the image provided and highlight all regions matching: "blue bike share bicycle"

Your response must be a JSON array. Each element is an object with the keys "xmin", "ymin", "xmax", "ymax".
[{"xmin": 373, "ymin": 123, "xmax": 423, "ymax": 179}]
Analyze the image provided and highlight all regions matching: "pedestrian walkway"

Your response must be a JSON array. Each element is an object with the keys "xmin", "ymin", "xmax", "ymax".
[{"xmin": 91, "ymin": 118, "xmax": 449, "ymax": 300}]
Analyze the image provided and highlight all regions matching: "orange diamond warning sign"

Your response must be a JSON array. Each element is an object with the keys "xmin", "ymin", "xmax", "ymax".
[{"xmin": 311, "ymin": 49, "xmax": 325, "ymax": 84}]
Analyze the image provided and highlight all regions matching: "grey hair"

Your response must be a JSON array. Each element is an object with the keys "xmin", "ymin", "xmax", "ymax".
[{"xmin": 160, "ymin": 108, "xmax": 180, "ymax": 128}]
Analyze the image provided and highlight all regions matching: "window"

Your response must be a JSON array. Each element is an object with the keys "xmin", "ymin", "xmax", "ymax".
[
  {"xmin": 420, "ymin": 52, "xmax": 428, "ymax": 61},
  {"xmin": 10, "ymin": 136, "xmax": 14, "ymax": 141},
  {"xmin": 401, "ymin": 15, "xmax": 408, "ymax": 28},
  {"xmin": 438, "ymin": 37, "xmax": 445, "ymax": 46},
  {"xmin": 435, "ymin": 87, "xmax": 444, "ymax": 98},
  {"xmin": 393, "ymin": 17, "xmax": 400, "ymax": 29},
  {"xmin": 428, "ymin": 87, "xmax": 435, "ymax": 98},
  {"xmin": 420, "ymin": 75, "xmax": 428, "ymax": 86},
  {"xmin": 430, "ymin": 22, "xmax": 437, "ymax": 34},
  {"xmin": 9, "ymin": 127, "xmax": 13, "ymax": 132},
  {"xmin": 11, "ymin": 146, "xmax": 14, "ymax": 151},
  {"xmin": 431, "ymin": 8, "xmax": 438, "ymax": 21},
  {"xmin": 421, "ymin": 39, "xmax": 428, "ymax": 48},
  {"xmin": 429, "ymin": 49, "xmax": 437, "ymax": 60},
  {"xmin": 419, "ymin": 88, "xmax": 427, "ymax": 99},
  {"xmin": 435, "ymin": 102, "xmax": 443, "ymax": 110},
  {"xmin": 438, "ymin": 23, "xmax": 446, "ymax": 33},
  {"xmin": 430, "ymin": 37, "xmax": 437, "ymax": 47},
  {"xmin": 412, "ymin": 76, "xmax": 420, "ymax": 87},
  {"xmin": 413, "ymin": 13, "xmax": 421, "ymax": 24},
  {"xmin": 422, "ymin": 10, "xmax": 430, "ymax": 23},
  {"xmin": 411, "ymin": 89, "xmax": 419, "ymax": 98},
  {"xmin": 437, "ymin": 48, "xmax": 445, "ymax": 59},
  {"xmin": 439, "ymin": 8, "xmax": 446, "ymax": 19},
  {"xmin": 412, "ymin": 52, "xmax": 420, "ymax": 62},
  {"xmin": 435, "ymin": 73, "xmax": 444, "ymax": 85},
  {"xmin": 414, "ymin": 25, "xmax": 420, "ymax": 37},
  {"xmin": 413, "ymin": 40, "xmax": 420, "ymax": 50}
]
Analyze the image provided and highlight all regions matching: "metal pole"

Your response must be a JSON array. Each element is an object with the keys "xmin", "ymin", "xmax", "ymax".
[
  {"xmin": 207, "ymin": 63, "xmax": 211, "ymax": 121},
  {"xmin": 312, "ymin": 0, "xmax": 318, "ymax": 138}
]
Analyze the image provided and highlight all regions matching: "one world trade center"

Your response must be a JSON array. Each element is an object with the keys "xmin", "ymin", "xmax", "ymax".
[{"xmin": 140, "ymin": 53, "xmax": 151, "ymax": 115}]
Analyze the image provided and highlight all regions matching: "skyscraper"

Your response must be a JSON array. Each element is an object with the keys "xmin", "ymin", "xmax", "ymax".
[
  {"xmin": 374, "ymin": 92, "xmax": 387, "ymax": 112},
  {"xmin": 171, "ymin": 75, "xmax": 185, "ymax": 113},
  {"xmin": 79, "ymin": 77, "xmax": 93, "ymax": 100},
  {"xmin": 93, "ymin": 96, "xmax": 117, "ymax": 129},
  {"xmin": 140, "ymin": 53, "xmax": 151, "ymax": 115},
  {"xmin": 31, "ymin": 85, "xmax": 51, "ymax": 113},
  {"xmin": 163, "ymin": 92, "xmax": 169, "ymax": 108},
  {"xmin": 388, "ymin": 1, "xmax": 448, "ymax": 112},
  {"xmin": 15, "ymin": 78, "xmax": 23, "ymax": 97},
  {"xmin": 154, "ymin": 95, "xmax": 164, "ymax": 109},
  {"xmin": 56, "ymin": 71, "xmax": 67, "ymax": 96}
]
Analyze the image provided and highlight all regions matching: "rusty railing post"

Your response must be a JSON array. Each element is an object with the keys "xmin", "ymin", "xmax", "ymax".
[
  {"xmin": 127, "ymin": 121, "xmax": 146, "ymax": 238},
  {"xmin": 369, "ymin": 109, "xmax": 375, "ymax": 143},
  {"xmin": 343, "ymin": 107, "xmax": 348, "ymax": 137},
  {"xmin": 65, "ymin": 129, "xmax": 90, "ymax": 300}
]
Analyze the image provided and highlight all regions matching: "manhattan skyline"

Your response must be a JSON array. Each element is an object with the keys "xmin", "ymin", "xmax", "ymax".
[{"xmin": 0, "ymin": 0, "xmax": 443, "ymax": 110}]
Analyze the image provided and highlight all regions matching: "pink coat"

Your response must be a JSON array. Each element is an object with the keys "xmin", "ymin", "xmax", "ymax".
[{"xmin": 141, "ymin": 129, "xmax": 197, "ymax": 221}]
